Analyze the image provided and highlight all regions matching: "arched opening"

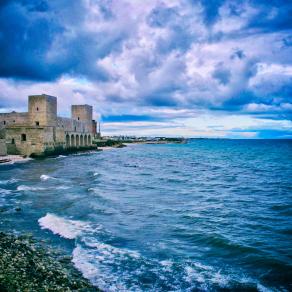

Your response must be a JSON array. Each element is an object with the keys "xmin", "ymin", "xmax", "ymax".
[
  {"xmin": 84, "ymin": 135, "xmax": 87, "ymax": 146},
  {"xmin": 66, "ymin": 134, "xmax": 70, "ymax": 147},
  {"xmin": 76, "ymin": 135, "xmax": 80, "ymax": 147},
  {"xmin": 80, "ymin": 135, "xmax": 84, "ymax": 146},
  {"xmin": 88, "ymin": 135, "xmax": 91, "ymax": 145},
  {"xmin": 21, "ymin": 134, "xmax": 27, "ymax": 141},
  {"xmin": 71, "ymin": 134, "xmax": 75, "ymax": 147}
]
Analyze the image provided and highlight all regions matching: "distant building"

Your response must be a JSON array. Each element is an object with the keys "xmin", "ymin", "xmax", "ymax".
[{"xmin": 0, "ymin": 94, "xmax": 97, "ymax": 156}]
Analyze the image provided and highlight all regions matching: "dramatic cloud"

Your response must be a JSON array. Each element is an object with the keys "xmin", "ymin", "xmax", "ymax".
[{"xmin": 0, "ymin": 0, "xmax": 291, "ymax": 138}]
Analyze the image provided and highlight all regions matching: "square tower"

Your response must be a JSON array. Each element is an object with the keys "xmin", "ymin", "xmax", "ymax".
[
  {"xmin": 71, "ymin": 105, "xmax": 93, "ymax": 122},
  {"xmin": 28, "ymin": 94, "xmax": 57, "ymax": 127}
]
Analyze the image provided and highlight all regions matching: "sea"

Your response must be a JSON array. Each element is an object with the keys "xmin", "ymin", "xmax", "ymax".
[{"xmin": 0, "ymin": 139, "xmax": 291, "ymax": 291}]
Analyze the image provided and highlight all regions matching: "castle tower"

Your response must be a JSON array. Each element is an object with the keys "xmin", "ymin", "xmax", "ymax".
[
  {"xmin": 28, "ymin": 94, "xmax": 57, "ymax": 127},
  {"xmin": 71, "ymin": 105, "xmax": 93, "ymax": 122}
]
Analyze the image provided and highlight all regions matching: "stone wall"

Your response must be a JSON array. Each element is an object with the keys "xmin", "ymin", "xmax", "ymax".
[
  {"xmin": 6, "ymin": 126, "xmax": 46, "ymax": 156},
  {"xmin": 28, "ymin": 94, "xmax": 57, "ymax": 127},
  {"xmin": 0, "ymin": 113, "xmax": 29, "ymax": 129},
  {"xmin": 0, "ymin": 139, "xmax": 7, "ymax": 156},
  {"xmin": 71, "ymin": 105, "xmax": 92, "ymax": 121},
  {"xmin": 1, "ymin": 94, "xmax": 95, "ymax": 156},
  {"xmin": 57, "ymin": 117, "xmax": 90, "ymax": 133}
]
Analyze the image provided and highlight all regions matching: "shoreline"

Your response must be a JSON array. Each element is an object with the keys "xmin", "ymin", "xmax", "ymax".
[
  {"xmin": 0, "ymin": 155, "xmax": 32, "ymax": 165},
  {"xmin": 0, "ymin": 232, "xmax": 99, "ymax": 291},
  {"xmin": 0, "ymin": 140, "xmax": 186, "ymax": 164}
]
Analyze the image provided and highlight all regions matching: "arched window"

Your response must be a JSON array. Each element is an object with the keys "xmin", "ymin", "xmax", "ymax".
[{"xmin": 71, "ymin": 135, "xmax": 75, "ymax": 147}]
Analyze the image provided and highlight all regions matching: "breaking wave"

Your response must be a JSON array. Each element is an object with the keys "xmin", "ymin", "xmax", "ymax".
[
  {"xmin": 40, "ymin": 174, "xmax": 55, "ymax": 181},
  {"xmin": 71, "ymin": 239, "xmax": 270, "ymax": 292},
  {"xmin": 38, "ymin": 213, "xmax": 94, "ymax": 240}
]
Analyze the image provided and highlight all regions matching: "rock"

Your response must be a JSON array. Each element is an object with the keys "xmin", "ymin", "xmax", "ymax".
[{"xmin": 0, "ymin": 232, "xmax": 100, "ymax": 291}]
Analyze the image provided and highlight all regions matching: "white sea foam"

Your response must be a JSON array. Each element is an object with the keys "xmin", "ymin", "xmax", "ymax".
[
  {"xmin": 57, "ymin": 155, "xmax": 67, "ymax": 158},
  {"xmin": 40, "ymin": 174, "xmax": 59, "ymax": 181},
  {"xmin": 72, "ymin": 243, "xmax": 138, "ymax": 292},
  {"xmin": 38, "ymin": 213, "xmax": 92, "ymax": 240},
  {"xmin": 84, "ymin": 240, "xmax": 140, "ymax": 260},
  {"xmin": 17, "ymin": 185, "xmax": 46, "ymax": 191},
  {"xmin": 55, "ymin": 185, "xmax": 71, "ymax": 190},
  {"xmin": 40, "ymin": 174, "xmax": 52, "ymax": 181}
]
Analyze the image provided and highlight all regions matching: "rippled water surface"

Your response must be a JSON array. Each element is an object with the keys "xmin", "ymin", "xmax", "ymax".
[{"xmin": 1, "ymin": 140, "xmax": 292, "ymax": 291}]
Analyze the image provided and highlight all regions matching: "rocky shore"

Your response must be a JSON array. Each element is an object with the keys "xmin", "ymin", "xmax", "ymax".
[
  {"xmin": 0, "ymin": 232, "xmax": 99, "ymax": 291},
  {"xmin": 0, "ymin": 155, "xmax": 32, "ymax": 165}
]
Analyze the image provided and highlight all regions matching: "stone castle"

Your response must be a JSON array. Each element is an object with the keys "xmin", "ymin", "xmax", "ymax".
[{"xmin": 0, "ymin": 94, "xmax": 97, "ymax": 157}]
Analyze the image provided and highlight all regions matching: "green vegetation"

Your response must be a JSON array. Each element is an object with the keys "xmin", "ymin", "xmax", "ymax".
[{"xmin": 0, "ymin": 232, "xmax": 99, "ymax": 292}]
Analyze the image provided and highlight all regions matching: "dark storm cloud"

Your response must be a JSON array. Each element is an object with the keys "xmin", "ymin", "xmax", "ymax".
[
  {"xmin": 0, "ymin": 0, "xmax": 291, "ymax": 134},
  {"xmin": 0, "ymin": 0, "xmax": 118, "ymax": 81},
  {"xmin": 0, "ymin": 0, "xmax": 62, "ymax": 80}
]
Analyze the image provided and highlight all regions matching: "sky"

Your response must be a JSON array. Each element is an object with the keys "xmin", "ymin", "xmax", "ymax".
[{"xmin": 0, "ymin": 0, "xmax": 291, "ymax": 138}]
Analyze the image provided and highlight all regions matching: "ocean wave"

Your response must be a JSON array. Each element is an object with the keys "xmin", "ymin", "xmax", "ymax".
[
  {"xmin": 0, "ymin": 188, "xmax": 12, "ymax": 195},
  {"xmin": 0, "ymin": 178, "xmax": 19, "ymax": 185},
  {"xmin": 17, "ymin": 184, "xmax": 70, "ymax": 191},
  {"xmin": 183, "ymin": 264, "xmax": 271, "ymax": 291},
  {"xmin": 87, "ymin": 188, "xmax": 111, "ymax": 201},
  {"xmin": 17, "ymin": 185, "xmax": 46, "ymax": 191},
  {"xmin": 38, "ymin": 213, "xmax": 93, "ymax": 240},
  {"xmin": 72, "ymin": 242, "xmax": 141, "ymax": 292},
  {"xmin": 40, "ymin": 174, "xmax": 56, "ymax": 181},
  {"xmin": 56, "ymin": 155, "xmax": 67, "ymax": 159},
  {"xmin": 72, "ymin": 237, "xmax": 272, "ymax": 292},
  {"xmin": 55, "ymin": 186, "xmax": 71, "ymax": 190}
]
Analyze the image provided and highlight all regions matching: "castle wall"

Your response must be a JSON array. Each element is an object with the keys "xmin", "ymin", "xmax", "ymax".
[
  {"xmin": 28, "ymin": 95, "xmax": 57, "ymax": 127},
  {"xmin": 6, "ymin": 126, "xmax": 46, "ymax": 156},
  {"xmin": 57, "ymin": 117, "xmax": 93, "ymax": 134},
  {"xmin": 1, "ymin": 94, "xmax": 95, "ymax": 156},
  {"xmin": 71, "ymin": 105, "xmax": 92, "ymax": 121},
  {"xmin": 0, "ymin": 139, "xmax": 7, "ymax": 156},
  {"xmin": 0, "ymin": 112, "xmax": 29, "ymax": 129}
]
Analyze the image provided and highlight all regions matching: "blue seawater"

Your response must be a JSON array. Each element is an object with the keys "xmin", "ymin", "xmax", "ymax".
[{"xmin": 0, "ymin": 139, "xmax": 292, "ymax": 291}]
